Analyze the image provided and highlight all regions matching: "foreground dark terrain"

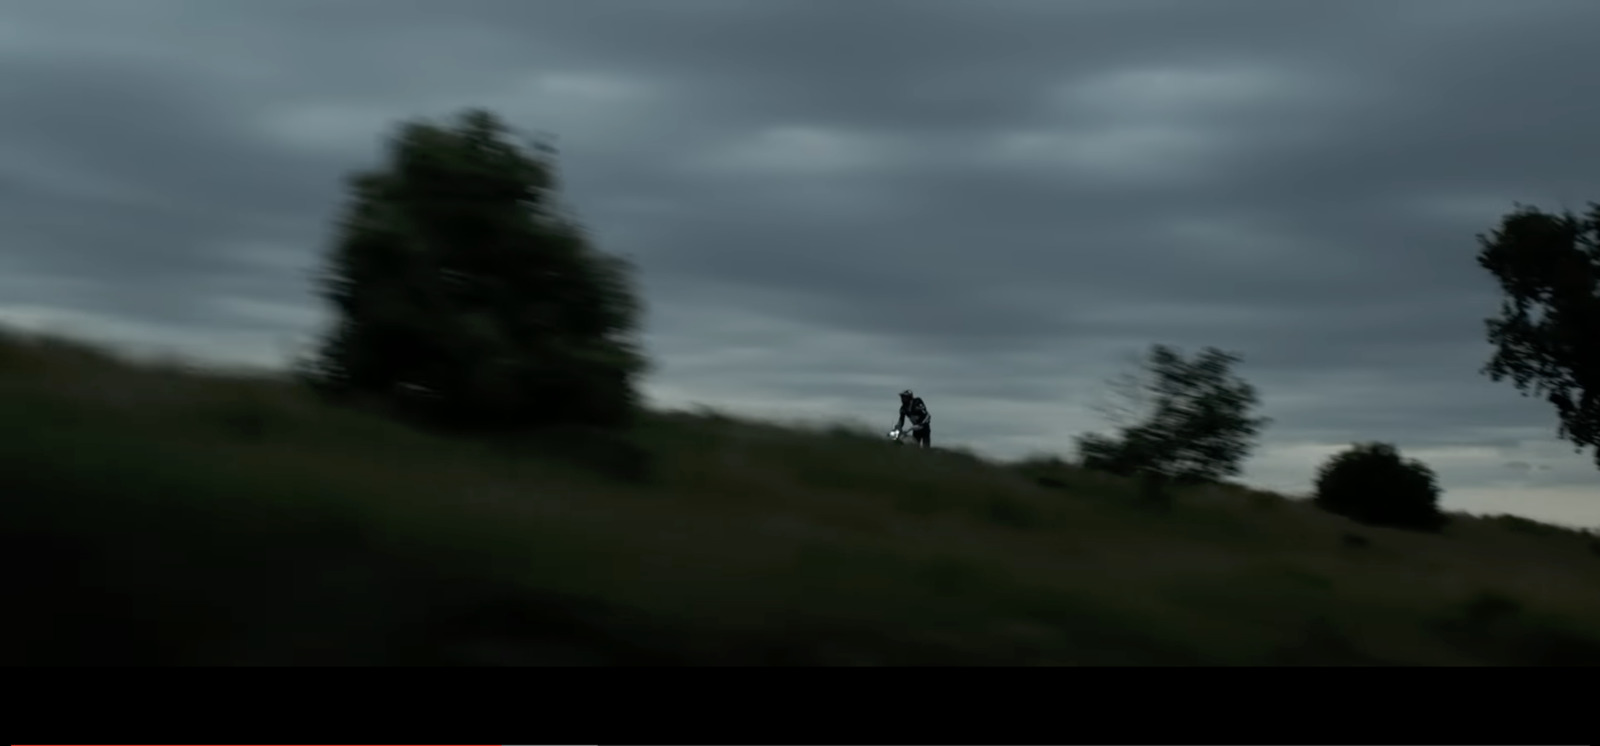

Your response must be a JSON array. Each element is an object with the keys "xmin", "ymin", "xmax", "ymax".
[{"xmin": 5, "ymin": 330, "xmax": 1599, "ymax": 665}]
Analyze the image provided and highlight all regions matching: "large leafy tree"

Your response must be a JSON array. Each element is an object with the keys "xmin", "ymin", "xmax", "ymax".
[
  {"xmin": 1477, "ymin": 202, "xmax": 1600, "ymax": 468},
  {"xmin": 1075, "ymin": 344, "xmax": 1271, "ymax": 486},
  {"xmin": 302, "ymin": 109, "xmax": 648, "ymax": 431}
]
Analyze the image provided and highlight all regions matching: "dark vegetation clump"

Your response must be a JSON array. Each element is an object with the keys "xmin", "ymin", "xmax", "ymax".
[
  {"xmin": 1313, "ymin": 442, "xmax": 1446, "ymax": 532},
  {"xmin": 1074, "ymin": 344, "xmax": 1270, "ymax": 505},
  {"xmin": 1477, "ymin": 203, "xmax": 1600, "ymax": 471},
  {"xmin": 298, "ymin": 109, "xmax": 648, "ymax": 443}
]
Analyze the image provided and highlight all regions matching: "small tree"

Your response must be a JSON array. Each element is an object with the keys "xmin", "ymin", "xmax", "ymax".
[
  {"xmin": 1075, "ymin": 344, "xmax": 1271, "ymax": 489},
  {"xmin": 301, "ymin": 108, "xmax": 648, "ymax": 431},
  {"xmin": 1477, "ymin": 202, "xmax": 1600, "ymax": 469},
  {"xmin": 1313, "ymin": 442, "xmax": 1446, "ymax": 532}
]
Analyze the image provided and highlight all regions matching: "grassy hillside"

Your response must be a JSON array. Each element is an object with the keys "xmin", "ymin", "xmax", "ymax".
[{"xmin": 4, "ymin": 328, "xmax": 1599, "ymax": 665}]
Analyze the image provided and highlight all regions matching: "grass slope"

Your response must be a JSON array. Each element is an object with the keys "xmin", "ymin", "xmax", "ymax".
[{"xmin": 4, "ymin": 329, "xmax": 1599, "ymax": 665}]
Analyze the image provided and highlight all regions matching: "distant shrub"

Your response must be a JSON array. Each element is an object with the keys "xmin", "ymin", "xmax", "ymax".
[{"xmin": 1313, "ymin": 442, "xmax": 1446, "ymax": 532}]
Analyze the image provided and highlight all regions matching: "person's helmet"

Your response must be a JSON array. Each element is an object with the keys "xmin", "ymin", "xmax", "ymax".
[{"xmin": 899, "ymin": 389, "xmax": 914, "ymax": 400}]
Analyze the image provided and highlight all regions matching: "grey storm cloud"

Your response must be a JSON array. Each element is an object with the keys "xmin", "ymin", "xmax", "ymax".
[{"xmin": 1, "ymin": 0, "xmax": 1597, "ymax": 524}]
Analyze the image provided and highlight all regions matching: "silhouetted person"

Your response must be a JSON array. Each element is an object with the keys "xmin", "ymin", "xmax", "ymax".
[{"xmin": 894, "ymin": 389, "xmax": 932, "ymax": 448}]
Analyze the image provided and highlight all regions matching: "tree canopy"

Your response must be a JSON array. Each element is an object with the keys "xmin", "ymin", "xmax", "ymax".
[
  {"xmin": 1076, "ymin": 344, "xmax": 1270, "ymax": 486},
  {"xmin": 1477, "ymin": 202, "xmax": 1600, "ymax": 469},
  {"xmin": 301, "ymin": 108, "xmax": 648, "ymax": 431}
]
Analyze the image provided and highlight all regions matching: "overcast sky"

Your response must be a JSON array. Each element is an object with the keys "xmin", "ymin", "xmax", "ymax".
[{"xmin": 3, "ymin": 0, "xmax": 1597, "ymax": 527}]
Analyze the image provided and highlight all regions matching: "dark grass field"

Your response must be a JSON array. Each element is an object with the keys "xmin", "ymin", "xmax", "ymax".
[{"xmin": 5, "ymin": 328, "xmax": 1599, "ymax": 665}]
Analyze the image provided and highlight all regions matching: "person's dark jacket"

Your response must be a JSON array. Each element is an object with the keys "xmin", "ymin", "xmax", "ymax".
[{"xmin": 896, "ymin": 397, "xmax": 931, "ymax": 432}]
